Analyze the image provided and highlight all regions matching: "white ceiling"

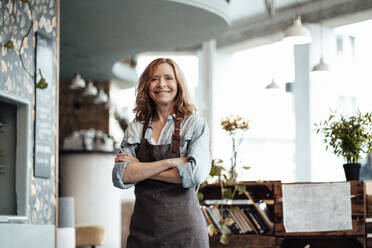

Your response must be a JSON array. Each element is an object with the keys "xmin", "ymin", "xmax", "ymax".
[
  {"xmin": 60, "ymin": 0, "xmax": 230, "ymax": 81},
  {"xmin": 60, "ymin": 0, "xmax": 372, "ymax": 81},
  {"xmin": 227, "ymin": 0, "xmax": 311, "ymax": 22}
]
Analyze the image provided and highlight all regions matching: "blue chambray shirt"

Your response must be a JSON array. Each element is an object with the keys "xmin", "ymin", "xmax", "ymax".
[{"xmin": 112, "ymin": 114, "xmax": 211, "ymax": 190}]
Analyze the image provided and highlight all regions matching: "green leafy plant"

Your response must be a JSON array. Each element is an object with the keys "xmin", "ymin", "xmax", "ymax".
[
  {"xmin": 2, "ymin": 0, "xmax": 49, "ymax": 89},
  {"xmin": 314, "ymin": 110, "xmax": 372, "ymax": 164},
  {"xmin": 3, "ymin": 40, "xmax": 15, "ymax": 50},
  {"xmin": 36, "ymin": 69, "xmax": 48, "ymax": 89}
]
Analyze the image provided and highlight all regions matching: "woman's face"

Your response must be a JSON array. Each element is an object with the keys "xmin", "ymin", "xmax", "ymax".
[{"xmin": 148, "ymin": 63, "xmax": 178, "ymax": 108}]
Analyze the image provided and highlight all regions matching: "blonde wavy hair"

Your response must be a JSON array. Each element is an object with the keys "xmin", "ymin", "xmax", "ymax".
[{"xmin": 133, "ymin": 58, "xmax": 196, "ymax": 122}]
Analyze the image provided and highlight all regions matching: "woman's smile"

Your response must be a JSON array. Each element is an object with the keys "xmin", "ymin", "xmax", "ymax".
[{"xmin": 154, "ymin": 90, "xmax": 171, "ymax": 93}]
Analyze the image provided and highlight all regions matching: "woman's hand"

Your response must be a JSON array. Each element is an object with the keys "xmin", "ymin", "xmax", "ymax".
[
  {"xmin": 165, "ymin": 157, "xmax": 188, "ymax": 168},
  {"xmin": 115, "ymin": 153, "xmax": 140, "ymax": 163}
]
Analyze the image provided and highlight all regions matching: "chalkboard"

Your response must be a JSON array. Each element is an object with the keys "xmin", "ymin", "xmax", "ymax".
[{"xmin": 34, "ymin": 32, "xmax": 56, "ymax": 178}]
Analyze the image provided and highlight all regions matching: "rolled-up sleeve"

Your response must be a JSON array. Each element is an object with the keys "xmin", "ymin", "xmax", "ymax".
[
  {"xmin": 112, "ymin": 124, "xmax": 140, "ymax": 189},
  {"xmin": 177, "ymin": 118, "xmax": 211, "ymax": 189}
]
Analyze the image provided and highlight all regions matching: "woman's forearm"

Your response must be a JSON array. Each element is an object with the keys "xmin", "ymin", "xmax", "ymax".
[
  {"xmin": 122, "ymin": 157, "xmax": 187, "ymax": 183},
  {"xmin": 150, "ymin": 168, "xmax": 182, "ymax": 184},
  {"xmin": 123, "ymin": 160, "xmax": 170, "ymax": 183}
]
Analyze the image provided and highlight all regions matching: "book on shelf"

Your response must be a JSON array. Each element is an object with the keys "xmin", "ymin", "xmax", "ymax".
[
  {"xmin": 244, "ymin": 206, "xmax": 269, "ymax": 234},
  {"xmin": 236, "ymin": 209, "xmax": 255, "ymax": 233},
  {"xmin": 232, "ymin": 209, "xmax": 248, "ymax": 233},
  {"xmin": 228, "ymin": 208, "xmax": 247, "ymax": 234},
  {"xmin": 243, "ymin": 208, "xmax": 265, "ymax": 234},
  {"xmin": 205, "ymin": 206, "xmax": 223, "ymax": 234},
  {"xmin": 210, "ymin": 206, "xmax": 231, "ymax": 234},
  {"xmin": 257, "ymin": 200, "xmax": 274, "ymax": 228},
  {"xmin": 244, "ymin": 191, "xmax": 274, "ymax": 231},
  {"xmin": 201, "ymin": 206, "xmax": 218, "ymax": 235},
  {"xmin": 200, "ymin": 206, "xmax": 209, "ymax": 227},
  {"xmin": 222, "ymin": 209, "xmax": 243, "ymax": 234},
  {"xmin": 237, "ymin": 208, "xmax": 257, "ymax": 234}
]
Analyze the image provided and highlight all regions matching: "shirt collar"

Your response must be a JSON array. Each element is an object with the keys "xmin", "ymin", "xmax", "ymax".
[
  {"xmin": 147, "ymin": 114, "xmax": 176, "ymax": 128},
  {"xmin": 168, "ymin": 113, "xmax": 176, "ymax": 120}
]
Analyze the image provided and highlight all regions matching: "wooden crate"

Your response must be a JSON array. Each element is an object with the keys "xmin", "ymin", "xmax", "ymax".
[
  {"xmin": 276, "ymin": 236, "xmax": 365, "ymax": 248},
  {"xmin": 274, "ymin": 181, "xmax": 366, "ymax": 248},
  {"xmin": 209, "ymin": 234, "xmax": 276, "ymax": 248}
]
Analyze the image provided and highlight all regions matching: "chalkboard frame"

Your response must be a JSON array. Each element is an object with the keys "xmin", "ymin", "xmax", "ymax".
[
  {"xmin": 34, "ymin": 31, "xmax": 56, "ymax": 178},
  {"xmin": 0, "ymin": 92, "xmax": 31, "ymax": 222}
]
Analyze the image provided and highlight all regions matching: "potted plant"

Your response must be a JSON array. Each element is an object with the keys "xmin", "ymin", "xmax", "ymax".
[{"xmin": 314, "ymin": 111, "xmax": 372, "ymax": 180}]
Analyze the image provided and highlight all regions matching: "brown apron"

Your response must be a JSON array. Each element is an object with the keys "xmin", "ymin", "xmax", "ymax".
[{"xmin": 126, "ymin": 117, "xmax": 209, "ymax": 248}]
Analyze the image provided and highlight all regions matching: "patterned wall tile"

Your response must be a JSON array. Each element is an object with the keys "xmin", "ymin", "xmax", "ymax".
[{"xmin": 0, "ymin": 0, "xmax": 57, "ymax": 225}]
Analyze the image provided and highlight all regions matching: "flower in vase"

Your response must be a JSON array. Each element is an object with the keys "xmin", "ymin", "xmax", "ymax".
[{"xmin": 220, "ymin": 115, "xmax": 250, "ymax": 183}]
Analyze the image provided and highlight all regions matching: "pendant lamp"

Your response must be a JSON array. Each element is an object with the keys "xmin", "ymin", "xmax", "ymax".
[
  {"xmin": 311, "ymin": 56, "xmax": 330, "ymax": 74},
  {"xmin": 70, "ymin": 73, "xmax": 86, "ymax": 89},
  {"xmin": 265, "ymin": 78, "xmax": 280, "ymax": 89},
  {"xmin": 311, "ymin": 0, "xmax": 330, "ymax": 75},
  {"xmin": 94, "ymin": 88, "xmax": 108, "ymax": 104},
  {"xmin": 265, "ymin": 0, "xmax": 280, "ymax": 90},
  {"xmin": 283, "ymin": 16, "xmax": 312, "ymax": 45},
  {"xmin": 83, "ymin": 81, "xmax": 98, "ymax": 96}
]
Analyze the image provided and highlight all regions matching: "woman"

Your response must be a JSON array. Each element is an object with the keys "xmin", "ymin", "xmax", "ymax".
[{"xmin": 112, "ymin": 58, "xmax": 211, "ymax": 248}]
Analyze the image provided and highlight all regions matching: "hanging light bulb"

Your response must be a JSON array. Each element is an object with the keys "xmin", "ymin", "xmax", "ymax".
[
  {"xmin": 311, "ymin": 0, "xmax": 331, "ymax": 76},
  {"xmin": 264, "ymin": 1, "xmax": 280, "ymax": 91},
  {"xmin": 265, "ymin": 78, "xmax": 280, "ymax": 89},
  {"xmin": 83, "ymin": 81, "xmax": 98, "ymax": 96},
  {"xmin": 311, "ymin": 56, "xmax": 330, "ymax": 75},
  {"xmin": 70, "ymin": 73, "xmax": 86, "ymax": 89},
  {"xmin": 94, "ymin": 88, "xmax": 108, "ymax": 104},
  {"xmin": 283, "ymin": 16, "xmax": 312, "ymax": 45}
]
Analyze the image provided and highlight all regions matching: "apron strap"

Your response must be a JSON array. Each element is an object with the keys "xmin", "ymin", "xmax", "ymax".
[
  {"xmin": 142, "ymin": 119, "xmax": 150, "ymax": 139},
  {"xmin": 172, "ymin": 113, "xmax": 181, "ymax": 153},
  {"xmin": 142, "ymin": 113, "xmax": 180, "ymax": 153}
]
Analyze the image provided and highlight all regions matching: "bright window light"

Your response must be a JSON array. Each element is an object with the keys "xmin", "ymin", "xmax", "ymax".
[
  {"xmin": 213, "ymin": 41, "xmax": 296, "ymax": 182},
  {"xmin": 310, "ymin": 19, "xmax": 372, "ymax": 182}
]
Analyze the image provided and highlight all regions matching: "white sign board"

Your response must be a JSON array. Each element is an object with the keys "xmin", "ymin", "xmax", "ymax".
[{"xmin": 282, "ymin": 182, "xmax": 352, "ymax": 232}]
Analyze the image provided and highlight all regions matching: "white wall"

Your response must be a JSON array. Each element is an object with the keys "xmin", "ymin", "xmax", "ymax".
[{"xmin": 61, "ymin": 153, "xmax": 125, "ymax": 248}]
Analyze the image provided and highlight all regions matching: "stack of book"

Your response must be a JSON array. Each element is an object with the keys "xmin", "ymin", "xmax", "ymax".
[{"xmin": 200, "ymin": 191, "xmax": 274, "ymax": 235}]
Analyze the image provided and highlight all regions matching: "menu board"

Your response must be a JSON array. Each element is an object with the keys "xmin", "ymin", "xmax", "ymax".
[{"xmin": 34, "ymin": 32, "xmax": 56, "ymax": 178}]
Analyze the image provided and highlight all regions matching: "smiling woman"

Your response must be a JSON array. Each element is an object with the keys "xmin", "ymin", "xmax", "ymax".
[
  {"xmin": 112, "ymin": 58, "xmax": 211, "ymax": 248},
  {"xmin": 148, "ymin": 63, "xmax": 178, "ymax": 108},
  {"xmin": 134, "ymin": 58, "xmax": 195, "ymax": 122}
]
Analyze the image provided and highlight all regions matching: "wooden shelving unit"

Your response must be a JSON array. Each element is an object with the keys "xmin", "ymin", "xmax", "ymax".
[
  {"xmin": 199, "ymin": 181, "xmax": 279, "ymax": 248},
  {"xmin": 200, "ymin": 180, "xmax": 367, "ymax": 248}
]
